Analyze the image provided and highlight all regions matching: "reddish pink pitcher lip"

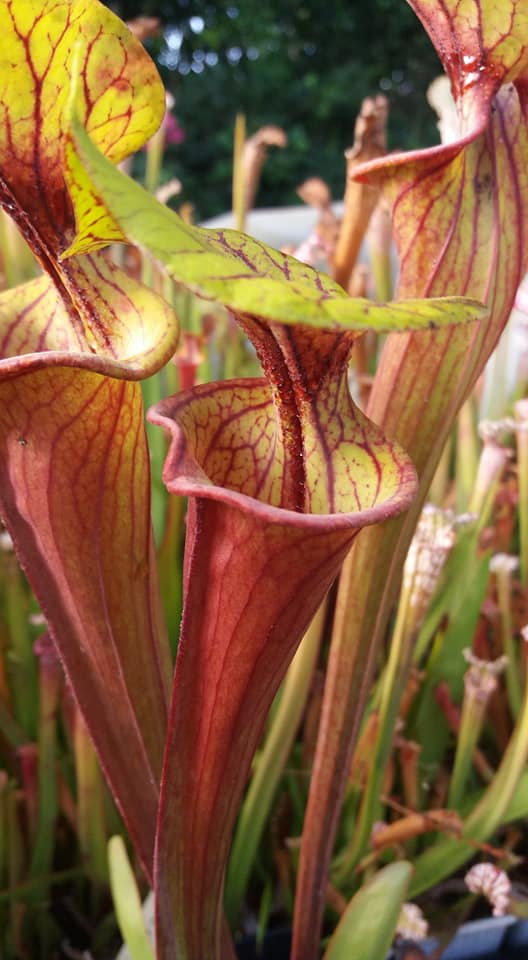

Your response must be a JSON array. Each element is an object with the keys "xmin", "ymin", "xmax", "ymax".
[
  {"xmin": 0, "ymin": 347, "xmax": 176, "ymax": 380},
  {"xmin": 149, "ymin": 377, "xmax": 418, "ymax": 531}
]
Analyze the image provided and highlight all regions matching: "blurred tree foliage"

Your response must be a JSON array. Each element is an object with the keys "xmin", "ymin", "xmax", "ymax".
[{"xmin": 106, "ymin": 1, "xmax": 442, "ymax": 219}]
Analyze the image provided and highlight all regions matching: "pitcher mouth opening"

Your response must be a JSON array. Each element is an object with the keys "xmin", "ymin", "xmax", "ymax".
[{"xmin": 148, "ymin": 376, "xmax": 418, "ymax": 530}]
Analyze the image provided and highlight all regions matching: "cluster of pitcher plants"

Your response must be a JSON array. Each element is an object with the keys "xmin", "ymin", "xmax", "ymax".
[{"xmin": 0, "ymin": 0, "xmax": 528, "ymax": 957}]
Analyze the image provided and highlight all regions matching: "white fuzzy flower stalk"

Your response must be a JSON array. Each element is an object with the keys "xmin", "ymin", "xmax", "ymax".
[
  {"xmin": 490, "ymin": 553, "xmax": 522, "ymax": 718},
  {"xmin": 448, "ymin": 650, "xmax": 508, "ymax": 809},
  {"xmin": 465, "ymin": 863, "xmax": 511, "ymax": 917},
  {"xmin": 401, "ymin": 505, "xmax": 458, "ymax": 629},
  {"xmin": 470, "ymin": 419, "xmax": 514, "ymax": 531},
  {"xmin": 396, "ymin": 901, "xmax": 429, "ymax": 941}
]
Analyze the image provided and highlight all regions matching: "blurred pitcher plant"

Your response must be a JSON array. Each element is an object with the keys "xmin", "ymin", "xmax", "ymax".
[{"xmin": 0, "ymin": 0, "xmax": 524, "ymax": 959}]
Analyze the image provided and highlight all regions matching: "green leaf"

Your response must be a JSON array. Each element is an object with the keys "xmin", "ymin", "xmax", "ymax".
[
  {"xmin": 323, "ymin": 862, "xmax": 413, "ymax": 960},
  {"xmin": 64, "ymin": 101, "xmax": 486, "ymax": 336},
  {"xmin": 0, "ymin": 0, "xmax": 165, "ymax": 257},
  {"xmin": 108, "ymin": 836, "xmax": 155, "ymax": 960},
  {"xmin": 503, "ymin": 770, "xmax": 528, "ymax": 822}
]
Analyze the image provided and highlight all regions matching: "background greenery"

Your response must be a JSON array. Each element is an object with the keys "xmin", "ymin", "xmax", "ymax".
[{"xmin": 106, "ymin": 0, "xmax": 443, "ymax": 219}]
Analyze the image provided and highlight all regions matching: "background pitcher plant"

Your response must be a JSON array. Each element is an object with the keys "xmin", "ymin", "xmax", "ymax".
[{"xmin": 294, "ymin": 3, "xmax": 528, "ymax": 958}]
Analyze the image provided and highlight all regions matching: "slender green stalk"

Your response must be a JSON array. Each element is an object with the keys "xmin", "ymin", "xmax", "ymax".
[
  {"xmin": 28, "ymin": 680, "xmax": 62, "ymax": 960},
  {"xmin": 144, "ymin": 118, "xmax": 165, "ymax": 196},
  {"xmin": 366, "ymin": 198, "xmax": 393, "ymax": 303},
  {"xmin": 6, "ymin": 782, "xmax": 24, "ymax": 956},
  {"xmin": 333, "ymin": 95, "xmax": 387, "ymax": 291},
  {"xmin": 74, "ymin": 707, "xmax": 109, "ymax": 889},
  {"xmin": 157, "ymin": 492, "xmax": 185, "ymax": 656},
  {"xmin": 0, "ymin": 210, "xmax": 37, "ymax": 288},
  {"xmin": 222, "ymin": 319, "xmax": 247, "ymax": 381},
  {"xmin": 469, "ymin": 420, "xmax": 513, "ymax": 534},
  {"xmin": 447, "ymin": 652, "xmax": 506, "ymax": 809},
  {"xmin": 0, "ymin": 771, "xmax": 7, "ymax": 886},
  {"xmin": 479, "ymin": 315, "xmax": 513, "ymax": 420},
  {"xmin": 18, "ymin": 743, "xmax": 38, "ymax": 839},
  {"xmin": 427, "ymin": 432, "xmax": 452, "ymax": 506},
  {"xmin": 398, "ymin": 739, "xmax": 420, "ymax": 817},
  {"xmin": 490, "ymin": 554, "xmax": 522, "ymax": 717},
  {"xmin": 333, "ymin": 592, "xmax": 412, "ymax": 881},
  {"xmin": 108, "ymin": 836, "xmax": 155, "ymax": 960},
  {"xmin": 514, "ymin": 400, "xmax": 528, "ymax": 586},
  {"xmin": 141, "ymin": 373, "xmax": 168, "ymax": 546},
  {"xmin": 256, "ymin": 878, "xmax": 273, "ymax": 952},
  {"xmin": 30, "ymin": 642, "xmax": 62, "ymax": 877},
  {"xmin": 0, "ymin": 867, "xmax": 84, "ymax": 904},
  {"xmin": 455, "ymin": 399, "xmax": 479, "ymax": 513},
  {"xmin": 140, "ymin": 105, "xmax": 173, "ymax": 547},
  {"xmin": 232, "ymin": 113, "xmax": 247, "ymax": 232},
  {"xmin": 142, "ymin": 104, "xmax": 167, "ymax": 292},
  {"xmin": 4, "ymin": 554, "xmax": 37, "ymax": 736},
  {"xmin": 0, "ymin": 776, "xmax": 6, "ymax": 960},
  {"xmin": 0, "ymin": 696, "xmax": 26, "ymax": 748},
  {"xmin": 225, "ymin": 601, "xmax": 326, "ymax": 924}
]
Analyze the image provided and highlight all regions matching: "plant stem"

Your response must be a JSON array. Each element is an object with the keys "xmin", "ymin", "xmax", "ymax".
[
  {"xmin": 427, "ymin": 432, "xmax": 452, "ymax": 506},
  {"xmin": 142, "ymin": 109, "xmax": 166, "ymax": 292},
  {"xmin": 18, "ymin": 743, "xmax": 39, "ymax": 839},
  {"xmin": 6, "ymin": 781, "xmax": 24, "ymax": 956},
  {"xmin": 30, "ymin": 644, "xmax": 62, "ymax": 877},
  {"xmin": 232, "ymin": 113, "xmax": 246, "ymax": 233},
  {"xmin": 455, "ymin": 398, "xmax": 479, "ymax": 513},
  {"xmin": 492, "ymin": 556, "xmax": 522, "ymax": 717},
  {"xmin": 0, "ymin": 771, "xmax": 7, "ymax": 886},
  {"xmin": 333, "ymin": 96, "xmax": 387, "ymax": 290},
  {"xmin": 74, "ymin": 707, "xmax": 109, "ymax": 890},
  {"xmin": 0, "ymin": 696, "xmax": 26, "ymax": 748},
  {"xmin": 366, "ymin": 197, "xmax": 393, "ymax": 302},
  {"xmin": 109, "ymin": 836, "xmax": 155, "ymax": 960},
  {"xmin": 335, "ymin": 592, "xmax": 413, "ymax": 882},
  {"xmin": 4, "ymin": 556, "xmax": 37, "ymax": 737},
  {"xmin": 469, "ymin": 420, "xmax": 512, "ymax": 534},
  {"xmin": 141, "ymin": 373, "xmax": 168, "ymax": 546},
  {"xmin": 447, "ymin": 659, "xmax": 500, "ymax": 809},
  {"xmin": 157, "ymin": 492, "xmax": 185, "ymax": 657},
  {"xmin": 0, "ymin": 210, "xmax": 36, "ymax": 287},
  {"xmin": 514, "ymin": 400, "xmax": 528, "ymax": 586}
]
